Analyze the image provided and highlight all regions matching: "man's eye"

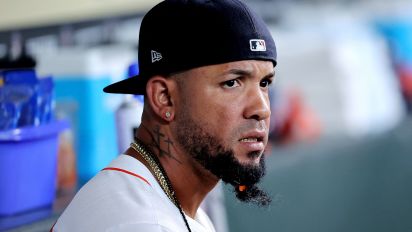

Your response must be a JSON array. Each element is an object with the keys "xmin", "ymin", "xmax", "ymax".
[
  {"xmin": 260, "ymin": 79, "xmax": 272, "ymax": 88},
  {"xmin": 223, "ymin": 79, "xmax": 240, "ymax": 88}
]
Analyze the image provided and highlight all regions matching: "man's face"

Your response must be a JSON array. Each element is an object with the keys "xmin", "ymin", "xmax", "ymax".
[
  {"xmin": 172, "ymin": 60, "xmax": 274, "ymax": 206},
  {"xmin": 175, "ymin": 60, "xmax": 273, "ymax": 163}
]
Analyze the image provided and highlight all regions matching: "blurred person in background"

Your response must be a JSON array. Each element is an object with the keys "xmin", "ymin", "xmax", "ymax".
[
  {"xmin": 51, "ymin": 0, "xmax": 277, "ymax": 231},
  {"xmin": 269, "ymin": 88, "xmax": 321, "ymax": 146}
]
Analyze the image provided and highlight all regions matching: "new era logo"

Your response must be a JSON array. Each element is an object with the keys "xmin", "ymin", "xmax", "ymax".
[
  {"xmin": 250, "ymin": 39, "xmax": 266, "ymax": 51},
  {"xmin": 151, "ymin": 50, "xmax": 162, "ymax": 63}
]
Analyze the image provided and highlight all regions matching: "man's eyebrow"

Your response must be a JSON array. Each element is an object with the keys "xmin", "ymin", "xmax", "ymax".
[
  {"xmin": 263, "ymin": 71, "xmax": 275, "ymax": 79},
  {"xmin": 224, "ymin": 69, "xmax": 275, "ymax": 79},
  {"xmin": 225, "ymin": 69, "xmax": 252, "ymax": 76}
]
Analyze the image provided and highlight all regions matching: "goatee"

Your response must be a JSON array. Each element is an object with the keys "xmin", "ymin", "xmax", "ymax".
[{"xmin": 175, "ymin": 116, "xmax": 271, "ymax": 207}]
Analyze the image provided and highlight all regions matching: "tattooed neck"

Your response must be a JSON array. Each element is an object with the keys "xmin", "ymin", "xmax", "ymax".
[{"xmin": 140, "ymin": 124, "xmax": 181, "ymax": 164}]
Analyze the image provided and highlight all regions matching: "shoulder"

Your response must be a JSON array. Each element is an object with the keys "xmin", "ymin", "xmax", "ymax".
[
  {"xmin": 53, "ymin": 155, "xmax": 166, "ymax": 231},
  {"xmin": 53, "ymin": 155, "xmax": 190, "ymax": 231},
  {"xmin": 106, "ymin": 223, "xmax": 176, "ymax": 232}
]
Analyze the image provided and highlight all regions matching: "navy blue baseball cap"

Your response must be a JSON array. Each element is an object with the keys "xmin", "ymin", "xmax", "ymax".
[{"xmin": 104, "ymin": 0, "xmax": 277, "ymax": 94}]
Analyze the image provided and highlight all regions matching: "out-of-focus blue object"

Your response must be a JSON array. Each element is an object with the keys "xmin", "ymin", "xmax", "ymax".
[
  {"xmin": 0, "ymin": 207, "xmax": 52, "ymax": 231},
  {"xmin": 35, "ymin": 46, "xmax": 135, "ymax": 185},
  {"xmin": 127, "ymin": 62, "xmax": 139, "ymax": 77},
  {"xmin": 0, "ymin": 69, "xmax": 54, "ymax": 130},
  {"xmin": 376, "ymin": 19, "xmax": 412, "ymax": 64},
  {"xmin": 0, "ymin": 85, "xmax": 33, "ymax": 130},
  {"xmin": 54, "ymin": 76, "xmax": 117, "ymax": 185},
  {"xmin": 1, "ymin": 69, "xmax": 38, "ymax": 126},
  {"xmin": 1, "ymin": 69, "xmax": 37, "ymax": 85},
  {"xmin": 0, "ymin": 120, "xmax": 69, "ymax": 216},
  {"xmin": 37, "ymin": 77, "xmax": 54, "ymax": 124}
]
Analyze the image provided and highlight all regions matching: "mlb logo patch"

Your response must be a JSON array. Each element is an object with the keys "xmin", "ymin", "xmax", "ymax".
[{"xmin": 250, "ymin": 39, "xmax": 266, "ymax": 51}]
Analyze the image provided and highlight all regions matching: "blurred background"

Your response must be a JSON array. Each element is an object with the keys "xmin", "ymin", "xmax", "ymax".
[{"xmin": 0, "ymin": 0, "xmax": 411, "ymax": 231}]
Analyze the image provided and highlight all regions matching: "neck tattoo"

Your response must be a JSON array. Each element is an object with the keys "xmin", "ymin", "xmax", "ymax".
[{"xmin": 130, "ymin": 139, "xmax": 192, "ymax": 232}]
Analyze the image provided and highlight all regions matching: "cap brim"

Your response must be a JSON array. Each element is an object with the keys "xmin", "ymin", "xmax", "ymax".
[{"xmin": 103, "ymin": 75, "xmax": 147, "ymax": 94}]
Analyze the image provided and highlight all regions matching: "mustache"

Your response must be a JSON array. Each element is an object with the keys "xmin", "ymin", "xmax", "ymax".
[{"xmin": 232, "ymin": 120, "xmax": 268, "ymax": 136}]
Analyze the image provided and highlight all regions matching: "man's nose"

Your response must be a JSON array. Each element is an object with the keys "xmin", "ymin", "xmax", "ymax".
[{"xmin": 243, "ymin": 87, "xmax": 271, "ymax": 121}]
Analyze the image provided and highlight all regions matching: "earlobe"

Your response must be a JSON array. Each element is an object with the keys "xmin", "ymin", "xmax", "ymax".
[
  {"xmin": 145, "ymin": 76, "xmax": 175, "ymax": 121},
  {"xmin": 164, "ymin": 111, "xmax": 174, "ymax": 121}
]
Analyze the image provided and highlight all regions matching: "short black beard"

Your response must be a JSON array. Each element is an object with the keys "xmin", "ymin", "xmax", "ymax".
[{"xmin": 175, "ymin": 114, "xmax": 272, "ymax": 207}]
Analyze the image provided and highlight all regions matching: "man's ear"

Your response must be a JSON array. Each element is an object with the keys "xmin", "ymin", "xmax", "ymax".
[{"xmin": 145, "ymin": 76, "xmax": 176, "ymax": 121}]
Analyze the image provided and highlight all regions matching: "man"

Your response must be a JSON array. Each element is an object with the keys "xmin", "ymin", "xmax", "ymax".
[{"xmin": 52, "ymin": 0, "xmax": 276, "ymax": 231}]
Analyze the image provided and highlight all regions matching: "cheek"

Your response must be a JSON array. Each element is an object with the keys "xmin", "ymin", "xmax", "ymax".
[
  {"xmin": 203, "ymin": 101, "xmax": 241, "ymax": 141},
  {"xmin": 201, "ymin": 88, "xmax": 241, "ymax": 120},
  {"xmin": 181, "ymin": 87, "xmax": 243, "ymax": 141}
]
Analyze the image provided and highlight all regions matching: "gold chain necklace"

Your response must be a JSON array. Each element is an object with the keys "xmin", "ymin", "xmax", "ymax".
[
  {"xmin": 130, "ymin": 141, "xmax": 177, "ymax": 206},
  {"xmin": 130, "ymin": 139, "xmax": 192, "ymax": 232}
]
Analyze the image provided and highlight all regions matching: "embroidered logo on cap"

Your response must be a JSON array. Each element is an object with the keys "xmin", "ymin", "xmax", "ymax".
[
  {"xmin": 250, "ymin": 39, "xmax": 266, "ymax": 51},
  {"xmin": 151, "ymin": 50, "xmax": 163, "ymax": 63}
]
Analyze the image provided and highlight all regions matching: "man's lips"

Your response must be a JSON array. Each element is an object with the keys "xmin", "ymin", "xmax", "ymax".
[
  {"xmin": 238, "ymin": 131, "xmax": 266, "ymax": 142},
  {"xmin": 239, "ymin": 138, "xmax": 262, "ymax": 142},
  {"xmin": 238, "ymin": 131, "xmax": 267, "ymax": 151}
]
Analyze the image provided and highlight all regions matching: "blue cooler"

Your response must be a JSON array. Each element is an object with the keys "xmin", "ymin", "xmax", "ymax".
[
  {"xmin": 0, "ymin": 121, "xmax": 68, "ymax": 215},
  {"xmin": 36, "ymin": 46, "xmax": 137, "ymax": 184}
]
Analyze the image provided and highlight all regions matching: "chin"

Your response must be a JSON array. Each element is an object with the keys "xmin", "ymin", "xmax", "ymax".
[{"xmin": 236, "ymin": 150, "xmax": 264, "ymax": 166}]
